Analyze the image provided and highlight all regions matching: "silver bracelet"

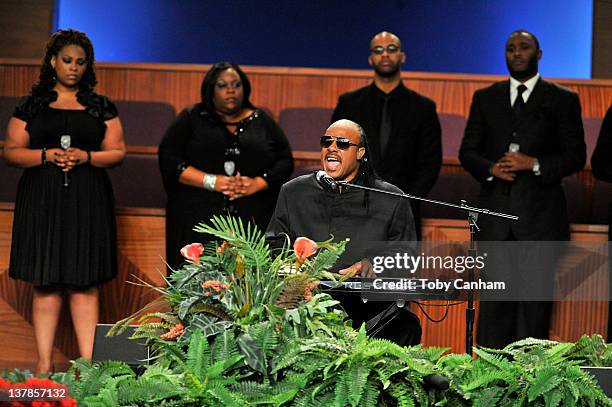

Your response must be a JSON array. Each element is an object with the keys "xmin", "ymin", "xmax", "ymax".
[{"xmin": 203, "ymin": 173, "xmax": 217, "ymax": 191}]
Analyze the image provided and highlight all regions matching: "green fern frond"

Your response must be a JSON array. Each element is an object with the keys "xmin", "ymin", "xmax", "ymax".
[
  {"xmin": 346, "ymin": 363, "xmax": 371, "ymax": 406},
  {"xmin": 186, "ymin": 330, "xmax": 211, "ymax": 379},
  {"xmin": 461, "ymin": 370, "xmax": 516, "ymax": 392},
  {"xmin": 307, "ymin": 239, "xmax": 347, "ymax": 276},
  {"xmin": 210, "ymin": 329, "xmax": 240, "ymax": 363},
  {"xmin": 470, "ymin": 385, "xmax": 504, "ymax": 407},
  {"xmin": 117, "ymin": 376, "xmax": 183, "ymax": 405},
  {"xmin": 473, "ymin": 347, "xmax": 514, "ymax": 371},
  {"xmin": 389, "ymin": 382, "xmax": 415, "ymax": 407},
  {"xmin": 207, "ymin": 385, "xmax": 249, "ymax": 406},
  {"xmin": 194, "ymin": 215, "xmax": 271, "ymax": 271},
  {"xmin": 246, "ymin": 321, "xmax": 280, "ymax": 353},
  {"xmin": 334, "ymin": 377, "xmax": 349, "ymax": 407},
  {"xmin": 358, "ymin": 380, "xmax": 380, "ymax": 407},
  {"xmin": 75, "ymin": 360, "xmax": 135, "ymax": 399}
]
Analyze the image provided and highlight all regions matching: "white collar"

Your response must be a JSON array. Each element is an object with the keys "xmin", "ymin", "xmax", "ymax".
[{"xmin": 510, "ymin": 73, "xmax": 540, "ymax": 93}]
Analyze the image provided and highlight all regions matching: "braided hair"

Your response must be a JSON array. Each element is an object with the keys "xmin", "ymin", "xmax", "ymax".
[
  {"xmin": 32, "ymin": 29, "xmax": 97, "ymax": 99},
  {"xmin": 352, "ymin": 121, "xmax": 377, "ymax": 213}
]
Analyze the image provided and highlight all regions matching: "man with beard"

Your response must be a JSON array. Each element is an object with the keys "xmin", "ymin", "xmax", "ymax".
[
  {"xmin": 267, "ymin": 119, "xmax": 422, "ymax": 346},
  {"xmin": 459, "ymin": 30, "xmax": 585, "ymax": 348},
  {"xmin": 331, "ymin": 31, "xmax": 441, "ymax": 239}
]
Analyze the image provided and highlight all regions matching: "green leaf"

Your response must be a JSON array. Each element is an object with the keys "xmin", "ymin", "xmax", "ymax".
[
  {"xmin": 237, "ymin": 333, "xmax": 267, "ymax": 374},
  {"xmin": 527, "ymin": 367, "xmax": 562, "ymax": 402},
  {"xmin": 179, "ymin": 295, "xmax": 202, "ymax": 319}
]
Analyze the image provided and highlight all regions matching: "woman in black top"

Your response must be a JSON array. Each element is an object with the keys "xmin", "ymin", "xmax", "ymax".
[
  {"xmin": 3, "ymin": 29, "xmax": 125, "ymax": 373},
  {"xmin": 158, "ymin": 62, "xmax": 293, "ymax": 270}
]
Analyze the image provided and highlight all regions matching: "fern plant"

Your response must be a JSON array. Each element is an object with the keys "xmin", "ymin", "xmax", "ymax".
[{"xmin": 44, "ymin": 215, "xmax": 612, "ymax": 406}]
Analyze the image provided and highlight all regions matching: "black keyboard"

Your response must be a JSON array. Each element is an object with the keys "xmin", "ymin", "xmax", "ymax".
[{"xmin": 320, "ymin": 277, "xmax": 459, "ymax": 301}]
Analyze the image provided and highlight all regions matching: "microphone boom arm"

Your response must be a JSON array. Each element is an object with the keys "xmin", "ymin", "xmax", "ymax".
[{"xmin": 336, "ymin": 181, "xmax": 518, "ymax": 220}]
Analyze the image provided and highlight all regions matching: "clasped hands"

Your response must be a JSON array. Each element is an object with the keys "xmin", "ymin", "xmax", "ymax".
[
  {"xmin": 48, "ymin": 148, "xmax": 88, "ymax": 172},
  {"xmin": 215, "ymin": 172, "xmax": 268, "ymax": 200},
  {"xmin": 490, "ymin": 152, "xmax": 536, "ymax": 181}
]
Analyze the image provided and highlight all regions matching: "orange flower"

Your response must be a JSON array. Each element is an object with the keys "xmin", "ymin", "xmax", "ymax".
[
  {"xmin": 216, "ymin": 241, "xmax": 230, "ymax": 255},
  {"xmin": 202, "ymin": 280, "xmax": 230, "ymax": 293},
  {"xmin": 294, "ymin": 237, "xmax": 317, "ymax": 264},
  {"xmin": 161, "ymin": 323, "xmax": 184, "ymax": 340},
  {"xmin": 303, "ymin": 281, "xmax": 321, "ymax": 302},
  {"xmin": 180, "ymin": 243, "xmax": 204, "ymax": 263}
]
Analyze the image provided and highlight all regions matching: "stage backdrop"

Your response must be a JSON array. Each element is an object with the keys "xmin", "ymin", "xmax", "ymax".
[{"xmin": 54, "ymin": 0, "xmax": 593, "ymax": 78}]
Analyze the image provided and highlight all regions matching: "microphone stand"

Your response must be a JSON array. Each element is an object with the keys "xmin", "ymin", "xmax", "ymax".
[{"xmin": 337, "ymin": 180, "xmax": 518, "ymax": 355}]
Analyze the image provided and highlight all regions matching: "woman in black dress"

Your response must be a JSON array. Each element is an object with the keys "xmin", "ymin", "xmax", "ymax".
[
  {"xmin": 3, "ymin": 30, "xmax": 125, "ymax": 373},
  {"xmin": 159, "ymin": 62, "xmax": 293, "ymax": 270}
]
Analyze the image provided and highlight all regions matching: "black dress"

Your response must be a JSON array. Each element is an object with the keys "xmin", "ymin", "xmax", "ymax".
[
  {"xmin": 158, "ymin": 105, "xmax": 293, "ymax": 270},
  {"xmin": 9, "ymin": 92, "xmax": 119, "ymax": 289}
]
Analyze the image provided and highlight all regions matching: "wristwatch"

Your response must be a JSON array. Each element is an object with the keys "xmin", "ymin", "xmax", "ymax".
[{"xmin": 532, "ymin": 158, "xmax": 541, "ymax": 176}]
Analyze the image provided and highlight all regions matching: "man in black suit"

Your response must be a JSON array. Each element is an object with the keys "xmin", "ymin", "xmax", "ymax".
[
  {"xmin": 459, "ymin": 30, "xmax": 586, "ymax": 348},
  {"xmin": 590, "ymin": 104, "xmax": 612, "ymax": 342},
  {"xmin": 331, "ymin": 31, "xmax": 442, "ymax": 239}
]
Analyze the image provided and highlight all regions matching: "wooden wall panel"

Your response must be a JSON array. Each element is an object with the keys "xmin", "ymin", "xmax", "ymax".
[
  {"xmin": 0, "ymin": 1, "xmax": 53, "ymax": 60},
  {"xmin": 0, "ymin": 204, "xmax": 164, "ymax": 364},
  {"xmin": 2, "ymin": 60, "xmax": 611, "ymax": 122},
  {"xmin": 593, "ymin": 0, "xmax": 612, "ymax": 79}
]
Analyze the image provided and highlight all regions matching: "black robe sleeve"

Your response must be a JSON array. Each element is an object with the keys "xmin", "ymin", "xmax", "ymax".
[
  {"xmin": 537, "ymin": 90, "xmax": 586, "ymax": 184},
  {"xmin": 459, "ymin": 90, "xmax": 496, "ymax": 183},
  {"xmin": 402, "ymin": 100, "xmax": 442, "ymax": 196},
  {"xmin": 158, "ymin": 108, "xmax": 195, "ymax": 192}
]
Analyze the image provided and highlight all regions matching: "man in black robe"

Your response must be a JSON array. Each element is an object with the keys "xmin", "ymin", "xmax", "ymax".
[
  {"xmin": 331, "ymin": 31, "xmax": 442, "ymax": 239},
  {"xmin": 267, "ymin": 119, "xmax": 421, "ymax": 346}
]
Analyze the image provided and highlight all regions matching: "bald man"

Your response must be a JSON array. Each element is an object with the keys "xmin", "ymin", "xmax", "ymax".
[
  {"xmin": 267, "ymin": 119, "xmax": 421, "ymax": 346},
  {"xmin": 331, "ymin": 31, "xmax": 442, "ymax": 239}
]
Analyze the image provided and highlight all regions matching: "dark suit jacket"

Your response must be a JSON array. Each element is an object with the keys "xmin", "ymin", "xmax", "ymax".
[
  {"xmin": 591, "ymin": 105, "xmax": 612, "ymax": 236},
  {"xmin": 459, "ymin": 78, "xmax": 585, "ymax": 240},
  {"xmin": 591, "ymin": 106, "xmax": 612, "ymax": 184},
  {"xmin": 331, "ymin": 82, "xmax": 442, "ymax": 198}
]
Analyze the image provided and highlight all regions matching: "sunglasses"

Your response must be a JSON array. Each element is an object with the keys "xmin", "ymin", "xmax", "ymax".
[
  {"xmin": 371, "ymin": 44, "xmax": 400, "ymax": 55},
  {"xmin": 320, "ymin": 135, "xmax": 361, "ymax": 150}
]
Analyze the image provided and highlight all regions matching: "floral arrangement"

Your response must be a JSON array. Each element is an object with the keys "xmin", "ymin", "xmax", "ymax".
[{"xmin": 23, "ymin": 215, "xmax": 612, "ymax": 405}]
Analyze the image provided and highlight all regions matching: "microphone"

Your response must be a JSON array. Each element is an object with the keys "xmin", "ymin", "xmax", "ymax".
[
  {"xmin": 60, "ymin": 135, "xmax": 71, "ymax": 187},
  {"xmin": 316, "ymin": 170, "xmax": 338, "ymax": 192},
  {"xmin": 504, "ymin": 142, "xmax": 520, "ymax": 195}
]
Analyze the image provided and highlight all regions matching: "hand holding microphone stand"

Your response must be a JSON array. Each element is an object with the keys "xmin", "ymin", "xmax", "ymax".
[
  {"xmin": 316, "ymin": 171, "xmax": 518, "ymax": 355},
  {"xmin": 60, "ymin": 135, "xmax": 71, "ymax": 187}
]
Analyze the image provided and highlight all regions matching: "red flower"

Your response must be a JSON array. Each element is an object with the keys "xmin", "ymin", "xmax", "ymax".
[
  {"xmin": 180, "ymin": 243, "xmax": 204, "ymax": 263},
  {"xmin": 294, "ymin": 237, "xmax": 317, "ymax": 264}
]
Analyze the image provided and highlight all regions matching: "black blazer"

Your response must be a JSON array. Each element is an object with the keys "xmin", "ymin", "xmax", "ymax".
[
  {"xmin": 591, "ymin": 105, "xmax": 612, "ymax": 236},
  {"xmin": 331, "ymin": 82, "xmax": 442, "ymax": 198},
  {"xmin": 459, "ymin": 78, "xmax": 585, "ymax": 240}
]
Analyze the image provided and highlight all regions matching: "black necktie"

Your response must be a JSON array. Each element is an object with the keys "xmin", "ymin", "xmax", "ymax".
[
  {"xmin": 379, "ymin": 95, "xmax": 391, "ymax": 154},
  {"xmin": 513, "ymin": 84, "xmax": 527, "ymax": 117}
]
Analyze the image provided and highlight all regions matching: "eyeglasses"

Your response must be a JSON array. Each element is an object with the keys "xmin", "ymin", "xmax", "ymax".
[
  {"xmin": 320, "ymin": 135, "xmax": 361, "ymax": 150},
  {"xmin": 370, "ymin": 44, "xmax": 400, "ymax": 55}
]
